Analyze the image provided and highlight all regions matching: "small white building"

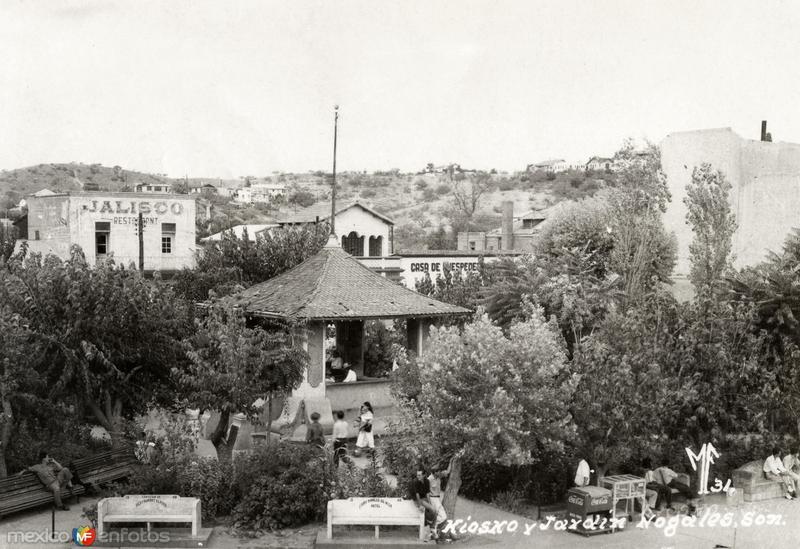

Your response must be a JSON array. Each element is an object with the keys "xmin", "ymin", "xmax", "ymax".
[
  {"xmin": 528, "ymin": 159, "xmax": 568, "ymax": 173},
  {"xmin": 18, "ymin": 192, "xmax": 197, "ymax": 272},
  {"xmin": 135, "ymin": 182, "xmax": 173, "ymax": 193},
  {"xmin": 586, "ymin": 156, "xmax": 613, "ymax": 171},
  {"xmin": 234, "ymin": 187, "xmax": 253, "ymax": 204},
  {"xmin": 278, "ymin": 202, "xmax": 394, "ymax": 258},
  {"xmin": 250, "ymin": 183, "xmax": 287, "ymax": 203}
]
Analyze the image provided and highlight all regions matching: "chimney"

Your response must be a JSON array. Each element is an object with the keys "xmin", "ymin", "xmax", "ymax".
[
  {"xmin": 761, "ymin": 120, "xmax": 768, "ymax": 142},
  {"xmin": 501, "ymin": 201, "xmax": 514, "ymax": 251}
]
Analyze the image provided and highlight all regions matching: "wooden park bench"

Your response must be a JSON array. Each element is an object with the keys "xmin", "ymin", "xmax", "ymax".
[
  {"xmin": 97, "ymin": 495, "xmax": 201, "ymax": 537},
  {"xmin": 327, "ymin": 497, "xmax": 425, "ymax": 540},
  {"xmin": 732, "ymin": 460, "xmax": 784, "ymax": 502},
  {"xmin": 70, "ymin": 446, "xmax": 138, "ymax": 490},
  {"xmin": 0, "ymin": 472, "xmax": 85, "ymax": 519}
]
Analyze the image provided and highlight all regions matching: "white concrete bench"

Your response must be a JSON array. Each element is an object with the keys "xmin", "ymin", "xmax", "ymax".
[
  {"xmin": 327, "ymin": 497, "xmax": 425, "ymax": 540},
  {"xmin": 97, "ymin": 495, "xmax": 201, "ymax": 537}
]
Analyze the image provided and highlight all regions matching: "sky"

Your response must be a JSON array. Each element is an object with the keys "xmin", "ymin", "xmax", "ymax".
[{"xmin": 2, "ymin": 0, "xmax": 800, "ymax": 178}]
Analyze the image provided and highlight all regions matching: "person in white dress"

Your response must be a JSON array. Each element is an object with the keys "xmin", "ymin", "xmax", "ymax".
[{"xmin": 355, "ymin": 402, "xmax": 374, "ymax": 455}]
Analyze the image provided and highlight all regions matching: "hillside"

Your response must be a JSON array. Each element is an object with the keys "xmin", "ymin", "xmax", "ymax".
[{"xmin": 0, "ymin": 163, "xmax": 614, "ymax": 250}]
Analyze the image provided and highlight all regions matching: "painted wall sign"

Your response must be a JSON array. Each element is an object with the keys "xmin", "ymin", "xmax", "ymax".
[
  {"xmin": 83, "ymin": 200, "xmax": 184, "ymax": 215},
  {"xmin": 409, "ymin": 261, "xmax": 480, "ymax": 273}
]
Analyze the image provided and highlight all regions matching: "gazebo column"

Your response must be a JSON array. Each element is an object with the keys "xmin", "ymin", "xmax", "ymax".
[
  {"xmin": 406, "ymin": 317, "xmax": 432, "ymax": 356},
  {"xmin": 293, "ymin": 321, "xmax": 326, "ymax": 399},
  {"xmin": 335, "ymin": 320, "xmax": 365, "ymax": 377}
]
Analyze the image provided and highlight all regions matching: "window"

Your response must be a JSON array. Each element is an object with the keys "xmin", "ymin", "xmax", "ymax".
[
  {"xmin": 469, "ymin": 241, "xmax": 476, "ymax": 251},
  {"xmin": 162, "ymin": 223, "xmax": 176, "ymax": 254},
  {"xmin": 95, "ymin": 222, "xmax": 110, "ymax": 256},
  {"xmin": 368, "ymin": 235, "xmax": 383, "ymax": 257},
  {"xmin": 34, "ymin": 230, "xmax": 40, "ymax": 241},
  {"xmin": 342, "ymin": 231, "xmax": 364, "ymax": 256}
]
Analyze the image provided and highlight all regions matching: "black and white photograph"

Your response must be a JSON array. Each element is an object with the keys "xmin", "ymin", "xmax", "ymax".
[{"xmin": 2, "ymin": 1, "xmax": 800, "ymax": 548}]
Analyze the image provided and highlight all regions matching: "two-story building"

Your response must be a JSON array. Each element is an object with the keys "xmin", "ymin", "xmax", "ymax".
[{"xmin": 16, "ymin": 191, "xmax": 197, "ymax": 272}]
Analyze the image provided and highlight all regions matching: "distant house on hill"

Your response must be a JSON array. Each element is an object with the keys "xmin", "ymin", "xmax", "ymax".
[
  {"xmin": 586, "ymin": 156, "xmax": 613, "ymax": 171},
  {"xmin": 527, "ymin": 159, "xmax": 568, "ymax": 173},
  {"xmin": 234, "ymin": 183, "xmax": 286, "ymax": 204},
  {"xmin": 190, "ymin": 183, "xmax": 218, "ymax": 195},
  {"xmin": 135, "ymin": 182, "xmax": 172, "ymax": 193}
]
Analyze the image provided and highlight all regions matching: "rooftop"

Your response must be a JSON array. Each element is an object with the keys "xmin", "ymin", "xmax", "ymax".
[
  {"xmin": 229, "ymin": 237, "xmax": 471, "ymax": 320},
  {"xmin": 277, "ymin": 202, "xmax": 394, "ymax": 225}
]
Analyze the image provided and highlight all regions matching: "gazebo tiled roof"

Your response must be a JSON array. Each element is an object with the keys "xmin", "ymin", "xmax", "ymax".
[{"xmin": 230, "ymin": 238, "xmax": 471, "ymax": 320}]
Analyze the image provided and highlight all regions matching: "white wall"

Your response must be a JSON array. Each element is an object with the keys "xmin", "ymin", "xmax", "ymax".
[
  {"xmin": 662, "ymin": 127, "xmax": 800, "ymax": 276},
  {"xmin": 25, "ymin": 193, "xmax": 196, "ymax": 270},
  {"xmin": 397, "ymin": 254, "xmax": 505, "ymax": 288},
  {"xmin": 336, "ymin": 207, "xmax": 391, "ymax": 256}
]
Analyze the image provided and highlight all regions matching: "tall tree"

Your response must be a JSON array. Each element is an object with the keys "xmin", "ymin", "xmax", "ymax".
[
  {"xmin": 0, "ymin": 247, "xmax": 194, "ymax": 446},
  {"xmin": 684, "ymin": 163, "xmax": 737, "ymax": 298},
  {"xmin": 175, "ymin": 305, "xmax": 307, "ymax": 453},
  {"xmin": 606, "ymin": 143, "xmax": 676, "ymax": 305},
  {"xmin": 0, "ymin": 312, "xmax": 41, "ymax": 477},
  {"xmin": 450, "ymin": 172, "xmax": 491, "ymax": 230},
  {"xmin": 0, "ymin": 222, "xmax": 17, "ymax": 263}
]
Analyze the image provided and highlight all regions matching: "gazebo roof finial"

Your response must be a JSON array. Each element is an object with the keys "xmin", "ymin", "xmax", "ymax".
[{"xmin": 324, "ymin": 233, "xmax": 340, "ymax": 249}]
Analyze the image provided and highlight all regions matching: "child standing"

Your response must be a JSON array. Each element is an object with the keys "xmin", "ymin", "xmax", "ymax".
[
  {"xmin": 305, "ymin": 412, "xmax": 325, "ymax": 448},
  {"xmin": 332, "ymin": 411, "xmax": 350, "ymax": 466},
  {"xmin": 354, "ymin": 402, "xmax": 375, "ymax": 456}
]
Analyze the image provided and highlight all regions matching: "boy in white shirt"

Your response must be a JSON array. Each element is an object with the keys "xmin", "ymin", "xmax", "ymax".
[
  {"xmin": 764, "ymin": 447, "xmax": 796, "ymax": 499},
  {"xmin": 332, "ymin": 411, "xmax": 350, "ymax": 467},
  {"xmin": 574, "ymin": 458, "xmax": 591, "ymax": 487}
]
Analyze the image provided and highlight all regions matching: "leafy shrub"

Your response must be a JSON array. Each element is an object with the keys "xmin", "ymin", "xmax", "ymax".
[
  {"xmin": 122, "ymin": 455, "xmax": 233, "ymax": 522},
  {"xmin": 360, "ymin": 188, "xmax": 377, "ymax": 199},
  {"xmin": 177, "ymin": 458, "xmax": 235, "ymax": 520},
  {"xmin": 288, "ymin": 190, "xmax": 316, "ymax": 208},
  {"xmin": 498, "ymin": 178, "xmax": 516, "ymax": 191},
  {"xmin": 434, "ymin": 183, "xmax": 450, "ymax": 196},
  {"xmin": 231, "ymin": 443, "xmax": 327, "ymax": 530},
  {"xmin": 332, "ymin": 452, "xmax": 399, "ymax": 499},
  {"xmin": 380, "ymin": 421, "xmax": 437, "ymax": 496},
  {"xmin": 6, "ymin": 405, "xmax": 99, "ymax": 474},
  {"xmin": 421, "ymin": 188, "xmax": 437, "ymax": 202},
  {"xmin": 414, "ymin": 179, "xmax": 428, "ymax": 191}
]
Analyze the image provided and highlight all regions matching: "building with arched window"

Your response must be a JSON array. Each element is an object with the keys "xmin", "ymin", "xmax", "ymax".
[{"xmin": 278, "ymin": 202, "xmax": 394, "ymax": 258}]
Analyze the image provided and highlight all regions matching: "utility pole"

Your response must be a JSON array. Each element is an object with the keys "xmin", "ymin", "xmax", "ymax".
[
  {"xmin": 331, "ymin": 105, "xmax": 339, "ymax": 236},
  {"xmin": 138, "ymin": 212, "xmax": 144, "ymax": 271}
]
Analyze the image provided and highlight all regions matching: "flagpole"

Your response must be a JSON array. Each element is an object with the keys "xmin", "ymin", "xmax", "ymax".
[{"xmin": 331, "ymin": 105, "xmax": 339, "ymax": 237}]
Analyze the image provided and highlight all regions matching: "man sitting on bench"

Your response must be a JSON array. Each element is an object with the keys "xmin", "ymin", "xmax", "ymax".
[
  {"xmin": 21, "ymin": 450, "xmax": 75, "ymax": 511},
  {"xmin": 411, "ymin": 468, "xmax": 439, "ymax": 540},
  {"xmin": 642, "ymin": 457, "xmax": 697, "ymax": 515}
]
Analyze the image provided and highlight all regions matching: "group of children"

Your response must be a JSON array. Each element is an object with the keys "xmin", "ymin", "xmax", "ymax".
[{"xmin": 305, "ymin": 402, "xmax": 376, "ymax": 463}]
